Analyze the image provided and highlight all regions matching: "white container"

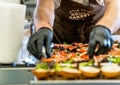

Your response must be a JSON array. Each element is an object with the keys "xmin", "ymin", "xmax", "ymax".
[
  {"xmin": 0, "ymin": 0, "xmax": 20, "ymax": 4},
  {"xmin": 0, "ymin": 2, "xmax": 26, "ymax": 64}
]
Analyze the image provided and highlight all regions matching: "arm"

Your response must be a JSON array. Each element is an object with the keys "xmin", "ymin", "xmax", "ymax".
[
  {"xmin": 27, "ymin": 0, "xmax": 55, "ymax": 60},
  {"xmin": 34, "ymin": 0, "xmax": 55, "ymax": 31},
  {"xmin": 96, "ymin": 0, "xmax": 120, "ymax": 34},
  {"xmin": 87, "ymin": 0, "xmax": 119, "ymax": 59}
]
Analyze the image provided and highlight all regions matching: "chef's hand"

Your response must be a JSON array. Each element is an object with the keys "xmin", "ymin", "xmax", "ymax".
[
  {"xmin": 27, "ymin": 27, "xmax": 53, "ymax": 60},
  {"xmin": 87, "ymin": 25, "xmax": 113, "ymax": 59}
]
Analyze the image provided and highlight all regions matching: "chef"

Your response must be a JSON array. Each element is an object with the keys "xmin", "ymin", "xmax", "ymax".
[{"xmin": 27, "ymin": 0, "xmax": 120, "ymax": 60}]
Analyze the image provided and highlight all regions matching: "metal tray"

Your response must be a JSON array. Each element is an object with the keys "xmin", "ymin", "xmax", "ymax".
[{"xmin": 30, "ymin": 80, "xmax": 120, "ymax": 85}]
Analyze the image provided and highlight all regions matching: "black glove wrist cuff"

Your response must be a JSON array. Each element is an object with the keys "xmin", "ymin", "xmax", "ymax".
[
  {"xmin": 94, "ymin": 25, "xmax": 111, "ymax": 33},
  {"xmin": 38, "ymin": 27, "xmax": 52, "ymax": 32}
]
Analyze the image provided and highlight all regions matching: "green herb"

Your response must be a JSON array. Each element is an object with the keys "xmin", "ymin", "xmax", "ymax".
[
  {"xmin": 62, "ymin": 60, "xmax": 73, "ymax": 64},
  {"xmin": 63, "ymin": 42, "xmax": 69, "ymax": 45},
  {"xmin": 53, "ymin": 64, "xmax": 61, "ymax": 71},
  {"xmin": 80, "ymin": 62, "xmax": 89, "ymax": 66},
  {"xmin": 108, "ymin": 55, "xmax": 120, "ymax": 64},
  {"xmin": 80, "ymin": 60, "xmax": 94, "ymax": 66},
  {"xmin": 36, "ymin": 62, "xmax": 49, "ymax": 70}
]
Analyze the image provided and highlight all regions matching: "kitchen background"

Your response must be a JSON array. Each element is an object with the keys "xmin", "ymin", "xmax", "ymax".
[{"xmin": 0, "ymin": 0, "xmax": 120, "ymax": 85}]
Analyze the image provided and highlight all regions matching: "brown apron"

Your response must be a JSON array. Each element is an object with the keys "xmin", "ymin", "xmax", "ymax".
[{"xmin": 53, "ymin": 0, "xmax": 105, "ymax": 44}]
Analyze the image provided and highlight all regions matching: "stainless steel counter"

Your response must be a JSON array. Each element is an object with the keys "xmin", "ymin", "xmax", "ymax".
[
  {"xmin": 0, "ymin": 66, "xmax": 34, "ymax": 85},
  {"xmin": 30, "ymin": 80, "xmax": 120, "ymax": 85}
]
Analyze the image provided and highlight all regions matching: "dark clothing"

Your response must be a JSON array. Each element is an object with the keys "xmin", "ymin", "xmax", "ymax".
[{"xmin": 53, "ymin": 0, "xmax": 105, "ymax": 44}]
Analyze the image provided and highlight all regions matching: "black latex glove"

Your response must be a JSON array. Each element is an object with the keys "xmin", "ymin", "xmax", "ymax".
[
  {"xmin": 27, "ymin": 27, "xmax": 53, "ymax": 60},
  {"xmin": 87, "ymin": 25, "xmax": 113, "ymax": 59}
]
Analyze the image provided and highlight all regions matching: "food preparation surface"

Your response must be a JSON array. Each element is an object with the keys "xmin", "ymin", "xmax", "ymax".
[{"xmin": 30, "ymin": 80, "xmax": 120, "ymax": 85}]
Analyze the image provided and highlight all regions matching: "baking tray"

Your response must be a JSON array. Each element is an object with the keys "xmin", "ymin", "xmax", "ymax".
[{"xmin": 30, "ymin": 80, "xmax": 120, "ymax": 85}]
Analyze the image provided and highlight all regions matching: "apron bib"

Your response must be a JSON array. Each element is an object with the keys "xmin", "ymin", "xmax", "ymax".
[{"xmin": 53, "ymin": 0, "xmax": 105, "ymax": 44}]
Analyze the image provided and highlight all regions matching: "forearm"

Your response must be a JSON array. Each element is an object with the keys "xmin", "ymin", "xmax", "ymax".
[
  {"xmin": 34, "ymin": 0, "xmax": 55, "ymax": 31},
  {"xmin": 96, "ymin": 0, "xmax": 120, "ymax": 34}
]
